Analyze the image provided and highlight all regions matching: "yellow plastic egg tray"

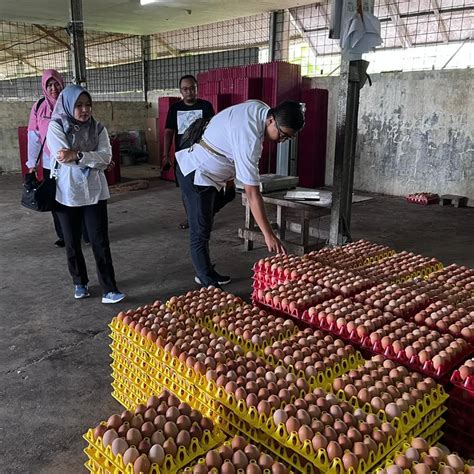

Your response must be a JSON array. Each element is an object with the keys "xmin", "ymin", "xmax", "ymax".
[
  {"xmin": 333, "ymin": 384, "xmax": 448, "ymax": 435},
  {"xmin": 178, "ymin": 438, "xmax": 296, "ymax": 474},
  {"xmin": 258, "ymin": 414, "xmax": 403, "ymax": 474},
  {"xmin": 202, "ymin": 318, "xmax": 299, "ymax": 355},
  {"xmin": 264, "ymin": 350, "xmax": 366, "ymax": 392},
  {"xmin": 361, "ymin": 249, "xmax": 397, "ymax": 266},
  {"xmin": 407, "ymin": 404, "xmax": 447, "ymax": 439},
  {"xmin": 83, "ymin": 420, "xmax": 226, "ymax": 474}
]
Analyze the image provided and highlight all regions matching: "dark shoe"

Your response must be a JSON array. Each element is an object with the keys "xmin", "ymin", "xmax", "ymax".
[
  {"xmin": 74, "ymin": 285, "xmax": 90, "ymax": 299},
  {"xmin": 178, "ymin": 221, "xmax": 189, "ymax": 229},
  {"xmin": 195, "ymin": 270, "xmax": 231, "ymax": 286},
  {"xmin": 54, "ymin": 239, "xmax": 65, "ymax": 248}
]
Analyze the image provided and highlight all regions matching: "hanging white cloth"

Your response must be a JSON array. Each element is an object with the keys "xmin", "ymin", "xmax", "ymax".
[{"xmin": 340, "ymin": 10, "xmax": 382, "ymax": 54}]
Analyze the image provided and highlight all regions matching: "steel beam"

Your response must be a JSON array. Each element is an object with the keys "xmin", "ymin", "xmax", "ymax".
[{"xmin": 69, "ymin": 0, "xmax": 87, "ymax": 86}]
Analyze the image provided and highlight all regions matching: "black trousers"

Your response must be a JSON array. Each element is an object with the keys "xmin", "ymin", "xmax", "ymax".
[
  {"xmin": 176, "ymin": 164, "xmax": 235, "ymax": 286},
  {"xmin": 42, "ymin": 168, "xmax": 64, "ymax": 241},
  {"xmin": 55, "ymin": 200, "xmax": 118, "ymax": 293}
]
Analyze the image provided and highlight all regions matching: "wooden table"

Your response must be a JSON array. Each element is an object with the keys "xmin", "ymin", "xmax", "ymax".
[{"xmin": 238, "ymin": 191, "xmax": 331, "ymax": 255}]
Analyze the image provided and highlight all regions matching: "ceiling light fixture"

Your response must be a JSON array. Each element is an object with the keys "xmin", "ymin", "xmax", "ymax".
[{"xmin": 140, "ymin": 0, "xmax": 160, "ymax": 5}]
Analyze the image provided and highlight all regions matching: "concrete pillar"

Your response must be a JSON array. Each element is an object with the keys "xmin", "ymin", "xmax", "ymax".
[{"xmin": 269, "ymin": 10, "xmax": 290, "ymax": 62}]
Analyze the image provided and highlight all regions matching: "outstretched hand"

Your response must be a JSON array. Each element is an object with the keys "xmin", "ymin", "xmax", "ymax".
[{"xmin": 264, "ymin": 233, "xmax": 287, "ymax": 254}]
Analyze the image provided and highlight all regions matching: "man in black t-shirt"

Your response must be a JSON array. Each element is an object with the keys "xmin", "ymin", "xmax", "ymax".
[{"xmin": 162, "ymin": 75, "xmax": 215, "ymax": 229}]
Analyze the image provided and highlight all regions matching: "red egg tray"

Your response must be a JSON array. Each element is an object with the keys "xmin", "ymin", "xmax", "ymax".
[
  {"xmin": 406, "ymin": 193, "xmax": 440, "ymax": 205},
  {"xmin": 361, "ymin": 339, "xmax": 474, "ymax": 380},
  {"xmin": 450, "ymin": 369, "xmax": 474, "ymax": 395}
]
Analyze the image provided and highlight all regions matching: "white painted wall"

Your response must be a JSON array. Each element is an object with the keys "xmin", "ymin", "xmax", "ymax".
[{"xmin": 312, "ymin": 68, "xmax": 474, "ymax": 200}]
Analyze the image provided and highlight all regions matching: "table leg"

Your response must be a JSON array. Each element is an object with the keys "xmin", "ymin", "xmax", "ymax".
[
  {"xmin": 276, "ymin": 205, "xmax": 286, "ymax": 241},
  {"xmin": 301, "ymin": 215, "xmax": 310, "ymax": 247},
  {"xmin": 244, "ymin": 202, "xmax": 255, "ymax": 251}
]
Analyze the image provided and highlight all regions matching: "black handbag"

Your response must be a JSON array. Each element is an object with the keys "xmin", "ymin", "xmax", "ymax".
[{"xmin": 21, "ymin": 139, "xmax": 57, "ymax": 212}]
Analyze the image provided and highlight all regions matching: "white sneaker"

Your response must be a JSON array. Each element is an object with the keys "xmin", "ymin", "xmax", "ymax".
[{"xmin": 102, "ymin": 291, "xmax": 125, "ymax": 304}]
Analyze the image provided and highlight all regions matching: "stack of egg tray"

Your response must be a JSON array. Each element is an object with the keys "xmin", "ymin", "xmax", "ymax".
[
  {"xmin": 190, "ymin": 372, "xmax": 404, "ymax": 474},
  {"xmin": 332, "ymin": 384, "xmax": 448, "ymax": 437},
  {"xmin": 109, "ymin": 317, "xmax": 316, "ymax": 473},
  {"xmin": 198, "ymin": 309, "xmax": 299, "ymax": 356},
  {"xmin": 179, "ymin": 438, "xmax": 296, "ymax": 474},
  {"xmin": 83, "ymin": 410, "xmax": 226, "ymax": 474},
  {"xmin": 264, "ymin": 351, "xmax": 366, "ymax": 393},
  {"xmin": 443, "ymin": 383, "xmax": 474, "ymax": 460}
]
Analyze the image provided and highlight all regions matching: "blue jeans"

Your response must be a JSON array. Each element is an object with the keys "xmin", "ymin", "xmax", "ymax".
[{"xmin": 176, "ymin": 164, "xmax": 218, "ymax": 286}]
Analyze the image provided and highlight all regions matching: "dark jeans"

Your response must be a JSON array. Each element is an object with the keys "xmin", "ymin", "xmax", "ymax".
[
  {"xmin": 176, "ymin": 164, "xmax": 221, "ymax": 286},
  {"xmin": 55, "ymin": 200, "xmax": 118, "ymax": 293},
  {"xmin": 42, "ymin": 168, "xmax": 64, "ymax": 241}
]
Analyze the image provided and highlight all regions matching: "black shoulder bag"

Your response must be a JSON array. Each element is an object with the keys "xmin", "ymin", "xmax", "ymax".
[{"xmin": 21, "ymin": 138, "xmax": 57, "ymax": 212}]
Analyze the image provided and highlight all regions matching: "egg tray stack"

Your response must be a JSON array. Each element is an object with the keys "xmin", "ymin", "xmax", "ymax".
[
  {"xmin": 304, "ymin": 240, "xmax": 396, "ymax": 269},
  {"xmin": 406, "ymin": 192, "xmax": 440, "ymax": 205},
  {"xmin": 108, "ymin": 302, "xmax": 316, "ymax": 473},
  {"xmin": 359, "ymin": 324, "xmax": 473, "ymax": 382},
  {"xmin": 445, "ymin": 360, "xmax": 474, "ymax": 460},
  {"xmin": 197, "ymin": 304, "xmax": 299, "ymax": 355},
  {"xmin": 413, "ymin": 299, "xmax": 474, "ymax": 344},
  {"xmin": 328, "ymin": 356, "xmax": 449, "ymax": 439},
  {"xmin": 262, "ymin": 328, "xmax": 366, "ymax": 392},
  {"xmin": 165, "ymin": 287, "xmax": 246, "ymax": 322},
  {"xmin": 192, "ymin": 350, "xmax": 405, "ymax": 474},
  {"xmin": 373, "ymin": 437, "xmax": 473, "ymax": 474},
  {"xmin": 251, "ymin": 240, "xmax": 396, "ymax": 293},
  {"xmin": 355, "ymin": 253, "xmax": 443, "ymax": 285},
  {"xmin": 253, "ymin": 272, "xmax": 374, "ymax": 320},
  {"xmin": 179, "ymin": 436, "xmax": 295, "ymax": 474},
  {"xmin": 426, "ymin": 265, "xmax": 474, "ymax": 298},
  {"xmin": 83, "ymin": 391, "xmax": 227, "ymax": 474}
]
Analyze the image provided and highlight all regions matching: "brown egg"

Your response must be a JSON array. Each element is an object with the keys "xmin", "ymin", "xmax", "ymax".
[
  {"xmin": 123, "ymin": 446, "xmax": 140, "ymax": 466},
  {"xmin": 404, "ymin": 448, "xmax": 420, "ymax": 463},
  {"xmin": 326, "ymin": 441, "xmax": 343, "ymax": 461},
  {"xmin": 411, "ymin": 437, "xmax": 429, "ymax": 452},
  {"xmin": 163, "ymin": 421, "xmax": 178, "ymax": 439},
  {"xmin": 244, "ymin": 444, "xmax": 260, "ymax": 461},
  {"xmin": 285, "ymin": 417, "xmax": 301, "ymax": 434},
  {"xmin": 271, "ymin": 462, "xmax": 289, "ymax": 474},
  {"xmin": 394, "ymin": 454, "xmax": 411, "ymax": 469},
  {"xmin": 342, "ymin": 452, "xmax": 359, "ymax": 470},
  {"xmin": 231, "ymin": 436, "xmax": 247, "ymax": 451},
  {"xmin": 257, "ymin": 453, "xmax": 274, "ymax": 469},
  {"xmin": 219, "ymin": 445, "xmax": 234, "ymax": 460},
  {"xmin": 311, "ymin": 433, "xmax": 328, "ymax": 451},
  {"xmin": 386, "ymin": 466, "xmax": 403, "ymax": 474},
  {"xmin": 126, "ymin": 428, "xmax": 142, "ymax": 447},
  {"xmin": 298, "ymin": 425, "xmax": 314, "ymax": 443},
  {"xmin": 273, "ymin": 409, "xmax": 288, "ymax": 426},
  {"xmin": 233, "ymin": 450, "xmax": 249, "ymax": 469},
  {"xmin": 412, "ymin": 462, "xmax": 432, "ymax": 474},
  {"xmin": 385, "ymin": 403, "xmax": 402, "ymax": 420},
  {"xmin": 163, "ymin": 438, "xmax": 178, "ymax": 456},
  {"xmin": 134, "ymin": 453, "xmax": 151, "ymax": 474},
  {"xmin": 206, "ymin": 450, "xmax": 223, "ymax": 469},
  {"xmin": 438, "ymin": 467, "xmax": 456, "ymax": 474},
  {"xmin": 353, "ymin": 441, "xmax": 369, "ymax": 461},
  {"xmin": 176, "ymin": 430, "xmax": 191, "ymax": 448},
  {"xmin": 221, "ymin": 460, "xmax": 236, "ymax": 474}
]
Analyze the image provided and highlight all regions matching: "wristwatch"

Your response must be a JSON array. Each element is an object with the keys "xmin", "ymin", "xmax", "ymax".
[{"xmin": 75, "ymin": 151, "xmax": 84, "ymax": 165}]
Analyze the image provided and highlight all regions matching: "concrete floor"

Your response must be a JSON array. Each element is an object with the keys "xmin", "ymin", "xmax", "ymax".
[{"xmin": 1, "ymin": 172, "xmax": 473, "ymax": 473}]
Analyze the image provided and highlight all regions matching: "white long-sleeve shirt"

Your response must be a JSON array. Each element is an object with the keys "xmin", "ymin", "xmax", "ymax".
[
  {"xmin": 175, "ymin": 100, "xmax": 270, "ymax": 190},
  {"xmin": 47, "ymin": 121, "xmax": 112, "ymax": 207}
]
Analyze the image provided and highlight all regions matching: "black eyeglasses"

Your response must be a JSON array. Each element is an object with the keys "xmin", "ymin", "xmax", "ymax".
[
  {"xmin": 274, "ymin": 116, "xmax": 296, "ymax": 142},
  {"xmin": 180, "ymin": 85, "xmax": 197, "ymax": 92}
]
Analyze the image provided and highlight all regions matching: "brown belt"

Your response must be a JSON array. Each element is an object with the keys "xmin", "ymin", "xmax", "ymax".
[{"xmin": 198, "ymin": 139, "xmax": 227, "ymax": 158}]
